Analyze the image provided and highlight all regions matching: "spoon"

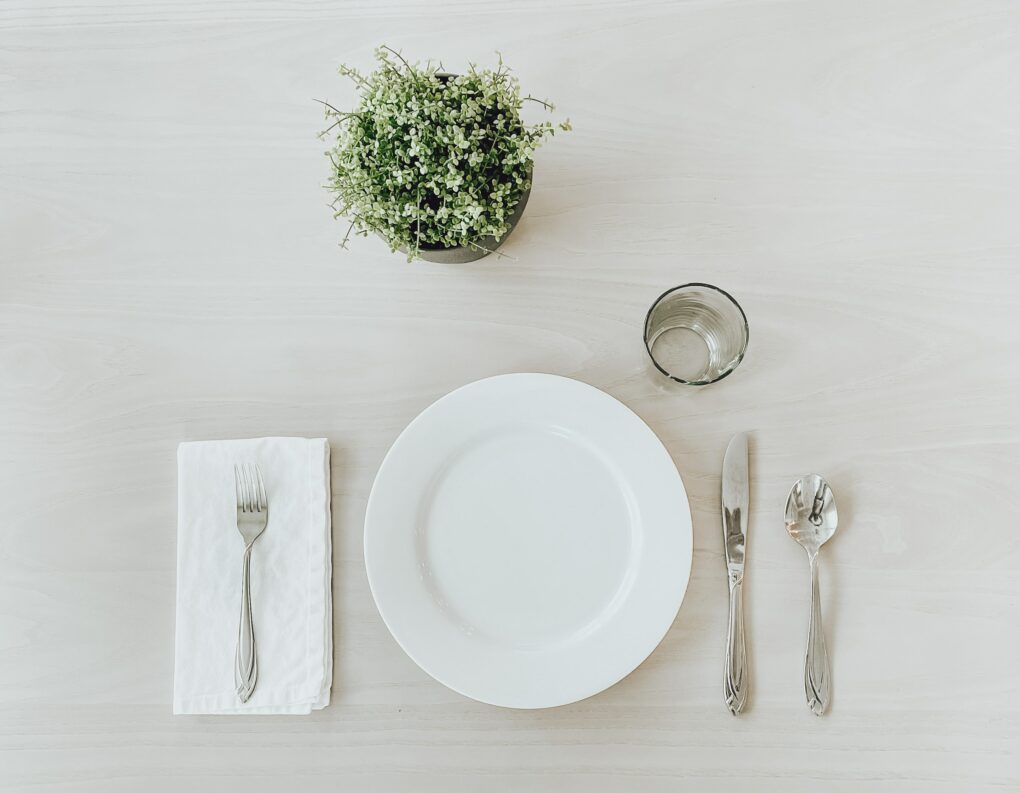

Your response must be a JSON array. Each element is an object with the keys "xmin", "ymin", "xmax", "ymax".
[{"xmin": 785, "ymin": 474, "xmax": 838, "ymax": 715}]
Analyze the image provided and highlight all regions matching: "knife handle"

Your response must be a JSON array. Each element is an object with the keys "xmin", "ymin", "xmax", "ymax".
[{"xmin": 724, "ymin": 571, "xmax": 748, "ymax": 714}]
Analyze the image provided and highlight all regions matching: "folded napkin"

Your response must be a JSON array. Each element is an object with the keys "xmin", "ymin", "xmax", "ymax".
[{"xmin": 174, "ymin": 437, "xmax": 332, "ymax": 714}]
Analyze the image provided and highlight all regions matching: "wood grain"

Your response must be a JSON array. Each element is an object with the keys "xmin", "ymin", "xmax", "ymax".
[{"xmin": 2, "ymin": 0, "xmax": 1019, "ymax": 789}]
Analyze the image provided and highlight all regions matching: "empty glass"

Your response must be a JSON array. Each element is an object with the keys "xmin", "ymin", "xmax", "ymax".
[{"xmin": 644, "ymin": 283, "xmax": 749, "ymax": 385}]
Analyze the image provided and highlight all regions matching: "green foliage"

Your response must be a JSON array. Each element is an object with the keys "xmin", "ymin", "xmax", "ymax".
[{"xmin": 322, "ymin": 46, "xmax": 569, "ymax": 261}]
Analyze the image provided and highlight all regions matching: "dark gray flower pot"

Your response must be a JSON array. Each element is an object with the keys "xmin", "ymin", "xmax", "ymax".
[
  {"xmin": 390, "ymin": 71, "xmax": 532, "ymax": 264},
  {"xmin": 402, "ymin": 180, "xmax": 532, "ymax": 263}
]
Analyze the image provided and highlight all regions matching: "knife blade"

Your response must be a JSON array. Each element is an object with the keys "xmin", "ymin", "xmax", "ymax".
[{"xmin": 722, "ymin": 432, "xmax": 749, "ymax": 714}]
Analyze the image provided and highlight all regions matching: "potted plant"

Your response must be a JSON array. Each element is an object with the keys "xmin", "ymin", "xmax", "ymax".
[{"xmin": 321, "ymin": 46, "xmax": 569, "ymax": 263}]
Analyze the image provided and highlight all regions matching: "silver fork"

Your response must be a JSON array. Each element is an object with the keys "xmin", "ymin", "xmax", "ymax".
[{"xmin": 233, "ymin": 462, "xmax": 268, "ymax": 703}]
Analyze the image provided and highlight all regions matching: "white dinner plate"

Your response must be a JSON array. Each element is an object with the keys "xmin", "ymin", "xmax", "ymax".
[{"xmin": 364, "ymin": 373, "xmax": 693, "ymax": 708}]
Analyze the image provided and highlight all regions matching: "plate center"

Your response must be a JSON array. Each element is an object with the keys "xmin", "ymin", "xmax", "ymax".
[{"xmin": 421, "ymin": 426, "xmax": 636, "ymax": 650}]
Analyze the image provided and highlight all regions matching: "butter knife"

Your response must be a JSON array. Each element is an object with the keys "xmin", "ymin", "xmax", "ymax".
[{"xmin": 722, "ymin": 432, "xmax": 749, "ymax": 714}]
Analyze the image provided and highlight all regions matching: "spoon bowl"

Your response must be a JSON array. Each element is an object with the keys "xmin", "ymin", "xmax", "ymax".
[{"xmin": 785, "ymin": 474, "xmax": 838, "ymax": 555}]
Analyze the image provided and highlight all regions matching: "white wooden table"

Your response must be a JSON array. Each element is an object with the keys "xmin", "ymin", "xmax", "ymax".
[{"xmin": 3, "ymin": 1, "xmax": 1019, "ymax": 789}]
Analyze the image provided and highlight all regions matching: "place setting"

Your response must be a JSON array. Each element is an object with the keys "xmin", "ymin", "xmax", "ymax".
[
  {"xmin": 172, "ymin": 282, "xmax": 839, "ymax": 717},
  {"xmin": 172, "ymin": 46, "xmax": 841, "ymax": 718}
]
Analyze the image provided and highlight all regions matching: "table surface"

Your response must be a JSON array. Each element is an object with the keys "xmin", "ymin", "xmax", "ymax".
[{"xmin": 3, "ymin": 0, "xmax": 1019, "ymax": 790}]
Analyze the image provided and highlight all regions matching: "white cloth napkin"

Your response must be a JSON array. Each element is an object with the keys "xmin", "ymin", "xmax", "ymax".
[{"xmin": 173, "ymin": 437, "xmax": 332, "ymax": 714}]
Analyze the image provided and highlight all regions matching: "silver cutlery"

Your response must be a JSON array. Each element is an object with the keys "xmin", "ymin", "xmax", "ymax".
[
  {"xmin": 234, "ymin": 462, "xmax": 268, "ymax": 703},
  {"xmin": 785, "ymin": 474, "xmax": 837, "ymax": 715},
  {"xmin": 721, "ymin": 432, "xmax": 750, "ymax": 714}
]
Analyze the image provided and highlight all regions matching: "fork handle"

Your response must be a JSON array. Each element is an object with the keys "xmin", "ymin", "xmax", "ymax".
[
  {"xmin": 724, "ymin": 570, "xmax": 748, "ymax": 714},
  {"xmin": 805, "ymin": 553, "xmax": 830, "ymax": 715},
  {"xmin": 235, "ymin": 544, "xmax": 257, "ymax": 702}
]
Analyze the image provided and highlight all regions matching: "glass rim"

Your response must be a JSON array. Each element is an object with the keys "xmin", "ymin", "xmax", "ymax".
[{"xmin": 643, "ymin": 282, "xmax": 750, "ymax": 386}]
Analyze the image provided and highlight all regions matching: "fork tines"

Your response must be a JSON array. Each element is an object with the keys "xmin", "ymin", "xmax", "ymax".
[{"xmin": 234, "ymin": 462, "xmax": 267, "ymax": 513}]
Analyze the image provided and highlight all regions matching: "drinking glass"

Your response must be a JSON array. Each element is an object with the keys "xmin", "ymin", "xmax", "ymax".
[{"xmin": 643, "ymin": 283, "xmax": 749, "ymax": 385}]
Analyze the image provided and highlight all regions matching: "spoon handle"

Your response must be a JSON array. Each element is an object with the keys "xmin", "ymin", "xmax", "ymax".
[{"xmin": 805, "ymin": 554, "xmax": 830, "ymax": 715}]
